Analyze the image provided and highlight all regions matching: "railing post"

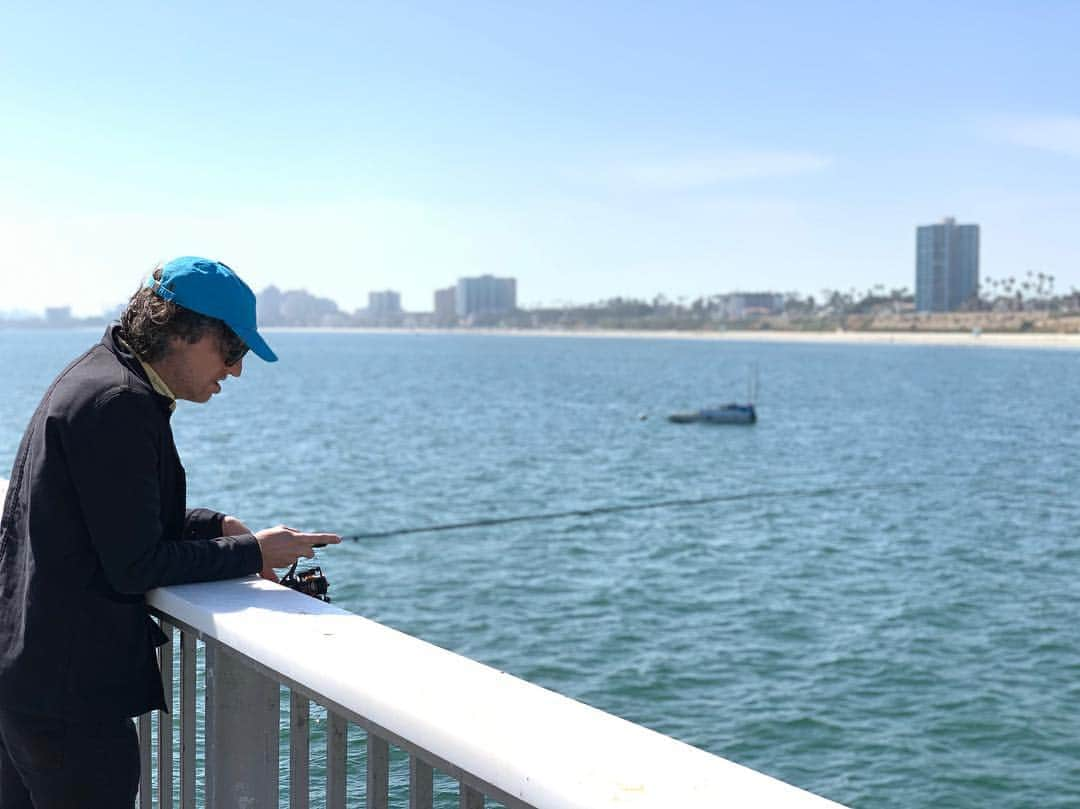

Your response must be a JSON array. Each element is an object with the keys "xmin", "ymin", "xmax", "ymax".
[
  {"xmin": 289, "ymin": 691, "xmax": 310, "ymax": 809},
  {"xmin": 179, "ymin": 631, "xmax": 197, "ymax": 809},
  {"xmin": 158, "ymin": 623, "xmax": 174, "ymax": 809},
  {"xmin": 326, "ymin": 712, "xmax": 348, "ymax": 809},
  {"xmin": 460, "ymin": 784, "xmax": 484, "ymax": 809},
  {"xmin": 367, "ymin": 733, "xmax": 389, "ymax": 809},
  {"xmin": 409, "ymin": 755, "xmax": 434, "ymax": 809},
  {"xmin": 204, "ymin": 642, "xmax": 280, "ymax": 808},
  {"xmin": 137, "ymin": 712, "xmax": 152, "ymax": 809}
]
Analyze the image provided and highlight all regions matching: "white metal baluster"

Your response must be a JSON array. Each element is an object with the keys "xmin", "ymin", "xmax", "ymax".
[
  {"xmin": 367, "ymin": 733, "xmax": 389, "ymax": 809},
  {"xmin": 204, "ymin": 642, "xmax": 280, "ymax": 806},
  {"xmin": 326, "ymin": 712, "xmax": 347, "ymax": 809},
  {"xmin": 158, "ymin": 622, "xmax": 174, "ymax": 809},
  {"xmin": 137, "ymin": 711, "xmax": 152, "ymax": 809},
  {"xmin": 409, "ymin": 755, "xmax": 434, "ymax": 809},
  {"xmin": 290, "ymin": 691, "xmax": 310, "ymax": 809},
  {"xmin": 460, "ymin": 784, "xmax": 484, "ymax": 809},
  {"xmin": 179, "ymin": 631, "xmax": 196, "ymax": 809}
]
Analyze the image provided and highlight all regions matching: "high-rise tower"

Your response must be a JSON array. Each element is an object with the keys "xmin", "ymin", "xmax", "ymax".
[{"xmin": 915, "ymin": 217, "xmax": 980, "ymax": 312}]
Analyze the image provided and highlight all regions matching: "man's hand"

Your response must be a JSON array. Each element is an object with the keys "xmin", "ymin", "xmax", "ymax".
[
  {"xmin": 254, "ymin": 525, "xmax": 341, "ymax": 582},
  {"xmin": 222, "ymin": 515, "xmax": 282, "ymax": 582}
]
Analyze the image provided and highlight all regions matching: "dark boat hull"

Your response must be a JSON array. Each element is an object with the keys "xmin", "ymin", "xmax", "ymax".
[{"xmin": 668, "ymin": 404, "xmax": 756, "ymax": 425}]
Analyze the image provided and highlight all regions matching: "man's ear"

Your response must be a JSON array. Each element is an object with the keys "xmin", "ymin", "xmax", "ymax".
[{"xmin": 160, "ymin": 334, "xmax": 187, "ymax": 360}]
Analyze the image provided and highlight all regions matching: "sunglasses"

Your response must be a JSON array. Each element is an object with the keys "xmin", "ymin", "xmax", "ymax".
[{"xmin": 219, "ymin": 327, "xmax": 249, "ymax": 366}]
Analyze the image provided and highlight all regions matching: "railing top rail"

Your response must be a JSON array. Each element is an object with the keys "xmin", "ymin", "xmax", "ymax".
[{"xmin": 149, "ymin": 577, "xmax": 846, "ymax": 809}]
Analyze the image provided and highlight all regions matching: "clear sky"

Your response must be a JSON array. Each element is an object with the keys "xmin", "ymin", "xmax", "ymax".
[{"xmin": 1, "ymin": 1, "xmax": 1078, "ymax": 314}]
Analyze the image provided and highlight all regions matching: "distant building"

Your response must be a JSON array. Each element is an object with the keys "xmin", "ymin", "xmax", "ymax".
[
  {"xmin": 368, "ymin": 290, "xmax": 402, "ymax": 315},
  {"xmin": 44, "ymin": 307, "xmax": 72, "ymax": 325},
  {"xmin": 256, "ymin": 286, "xmax": 344, "ymax": 327},
  {"xmin": 434, "ymin": 287, "xmax": 457, "ymax": 324},
  {"xmin": 714, "ymin": 293, "xmax": 784, "ymax": 320},
  {"xmin": 916, "ymin": 217, "xmax": 980, "ymax": 312},
  {"xmin": 455, "ymin": 275, "xmax": 517, "ymax": 319}
]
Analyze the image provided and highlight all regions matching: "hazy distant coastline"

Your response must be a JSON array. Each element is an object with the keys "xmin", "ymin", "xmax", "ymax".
[
  {"xmin": 8, "ymin": 283, "xmax": 1080, "ymax": 339},
  {"xmin": 260, "ymin": 325, "xmax": 1080, "ymax": 350},
  {"xmin": 10, "ymin": 320, "xmax": 1080, "ymax": 350}
]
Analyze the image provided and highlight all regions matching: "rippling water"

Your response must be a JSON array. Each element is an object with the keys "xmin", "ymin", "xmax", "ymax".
[{"xmin": 2, "ymin": 329, "xmax": 1079, "ymax": 808}]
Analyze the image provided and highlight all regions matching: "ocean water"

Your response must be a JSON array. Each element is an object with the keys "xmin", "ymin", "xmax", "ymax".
[{"xmin": 1, "ymin": 328, "xmax": 1078, "ymax": 808}]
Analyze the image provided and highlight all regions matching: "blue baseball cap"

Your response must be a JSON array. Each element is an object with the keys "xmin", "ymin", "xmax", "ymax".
[{"xmin": 147, "ymin": 256, "xmax": 278, "ymax": 362}]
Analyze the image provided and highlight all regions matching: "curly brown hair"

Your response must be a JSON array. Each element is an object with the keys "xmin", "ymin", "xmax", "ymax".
[{"xmin": 120, "ymin": 266, "xmax": 246, "ymax": 363}]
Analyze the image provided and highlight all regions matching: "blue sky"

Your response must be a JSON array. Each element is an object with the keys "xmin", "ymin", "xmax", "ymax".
[{"xmin": 1, "ymin": 1, "xmax": 1078, "ymax": 314}]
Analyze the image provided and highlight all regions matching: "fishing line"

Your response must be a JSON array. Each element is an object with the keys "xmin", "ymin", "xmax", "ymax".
[{"xmin": 341, "ymin": 479, "xmax": 924, "ymax": 541}]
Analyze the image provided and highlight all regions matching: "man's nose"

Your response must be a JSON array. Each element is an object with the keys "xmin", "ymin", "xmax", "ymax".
[{"xmin": 226, "ymin": 358, "xmax": 243, "ymax": 378}]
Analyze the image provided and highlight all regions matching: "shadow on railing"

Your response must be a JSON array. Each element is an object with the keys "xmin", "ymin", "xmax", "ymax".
[{"xmin": 141, "ymin": 576, "xmax": 848, "ymax": 808}]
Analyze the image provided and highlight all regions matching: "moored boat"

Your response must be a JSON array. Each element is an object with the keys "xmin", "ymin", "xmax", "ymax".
[{"xmin": 668, "ymin": 403, "xmax": 757, "ymax": 425}]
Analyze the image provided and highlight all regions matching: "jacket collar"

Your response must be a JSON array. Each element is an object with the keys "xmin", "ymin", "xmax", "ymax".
[{"xmin": 101, "ymin": 323, "xmax": 176, "ymax": 415}]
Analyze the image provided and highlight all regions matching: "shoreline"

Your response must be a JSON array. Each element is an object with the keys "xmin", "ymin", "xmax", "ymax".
[
  {"xmin": 261, "ymin": 326, "xmax": 1080, "ymax": 350},
  {"xmin": 5, "ymin": 324, "xmax": 1080, "ymax": 350}
]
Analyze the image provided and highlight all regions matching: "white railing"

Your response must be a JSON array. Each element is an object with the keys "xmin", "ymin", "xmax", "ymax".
[
  {"xmin": 0, "ymin": 478, "xmax": 847, "ymax": 808},
  {"xmin": 143, "ymin": 577, "xmax": 847, "ymax": 808}
]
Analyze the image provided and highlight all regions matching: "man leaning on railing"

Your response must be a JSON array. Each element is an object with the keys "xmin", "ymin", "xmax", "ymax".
[{"xmin": 0, "ymin": 257, "xmax": 340, "ymax": 808}]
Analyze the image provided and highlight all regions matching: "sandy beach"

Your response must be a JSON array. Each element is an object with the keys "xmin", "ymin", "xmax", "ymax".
[
  {"xmin": 268, "ymin": 326, "xmax": 1080, "ymax": 350},
  {"xmin": 535, "ymin": 328, "xmax": 1080, "ymax": 350}
]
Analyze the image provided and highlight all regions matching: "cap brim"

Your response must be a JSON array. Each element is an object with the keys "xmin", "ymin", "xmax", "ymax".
[{"xmin": 235, "ymin": 326, "xmax": 278, "ymax": 363}]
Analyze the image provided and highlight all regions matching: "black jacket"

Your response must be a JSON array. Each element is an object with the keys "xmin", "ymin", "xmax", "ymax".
[{"xmin": 0, "ymin": 325, "xmax": 262, "ymax": 719}]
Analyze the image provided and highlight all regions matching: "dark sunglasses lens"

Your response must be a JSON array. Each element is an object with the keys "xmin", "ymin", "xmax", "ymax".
[
  {"xmin": 221, "ymin": 331, "xmax": 248, "ymax": 365},
  {"xmin": 226, "ymin": 345, "xmax": 249, "ymax": 365}
]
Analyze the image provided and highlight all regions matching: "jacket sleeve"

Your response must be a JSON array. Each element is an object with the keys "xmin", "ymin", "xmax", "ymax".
[
  {"xmin": 183, "ymin": 508, "xmax": 225, "ymax": 541},
  {"xmin": 63, "ymin": 388, "xmax": 263, "ymax": 594}
]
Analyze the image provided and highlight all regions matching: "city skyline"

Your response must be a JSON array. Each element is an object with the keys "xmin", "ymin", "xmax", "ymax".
[{"xmin": 2, "ymin": 2, "xmax": 1078, "ymax": 315}]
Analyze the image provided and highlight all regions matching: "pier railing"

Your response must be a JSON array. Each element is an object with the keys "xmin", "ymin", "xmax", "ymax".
[
  {"xmin": 0, "ymin": 481, "xmax": 845, "ymax": 807},
  {"xmin": 142, "ymin": 576, "xmax": 846, "ymax": 808}
]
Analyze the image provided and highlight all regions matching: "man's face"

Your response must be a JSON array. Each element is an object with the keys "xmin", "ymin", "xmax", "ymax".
[{"xmin": 162, "ymin": 333, "xmax": 244, "ymax": 403}]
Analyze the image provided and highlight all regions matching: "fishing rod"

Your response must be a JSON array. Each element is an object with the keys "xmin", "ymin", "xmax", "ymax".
[{"xmin": 339, "ymin": 479, "xmax": 924, "ymax": 541}]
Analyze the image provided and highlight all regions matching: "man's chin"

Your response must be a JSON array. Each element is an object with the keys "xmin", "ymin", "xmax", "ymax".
[{"xmin": 180, "ymin": 382, "xmax": 220, "ymax": 403}]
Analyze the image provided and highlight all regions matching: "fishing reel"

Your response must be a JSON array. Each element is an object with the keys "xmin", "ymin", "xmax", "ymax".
[{"xmin": 280, "ymin": 561, "xmax": 331, "ymax": 603}]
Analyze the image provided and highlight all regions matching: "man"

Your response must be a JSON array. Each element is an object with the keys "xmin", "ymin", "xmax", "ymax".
[{"xmin": 0, "ymin": 256, "xmax": 340, "ymax": 807}]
